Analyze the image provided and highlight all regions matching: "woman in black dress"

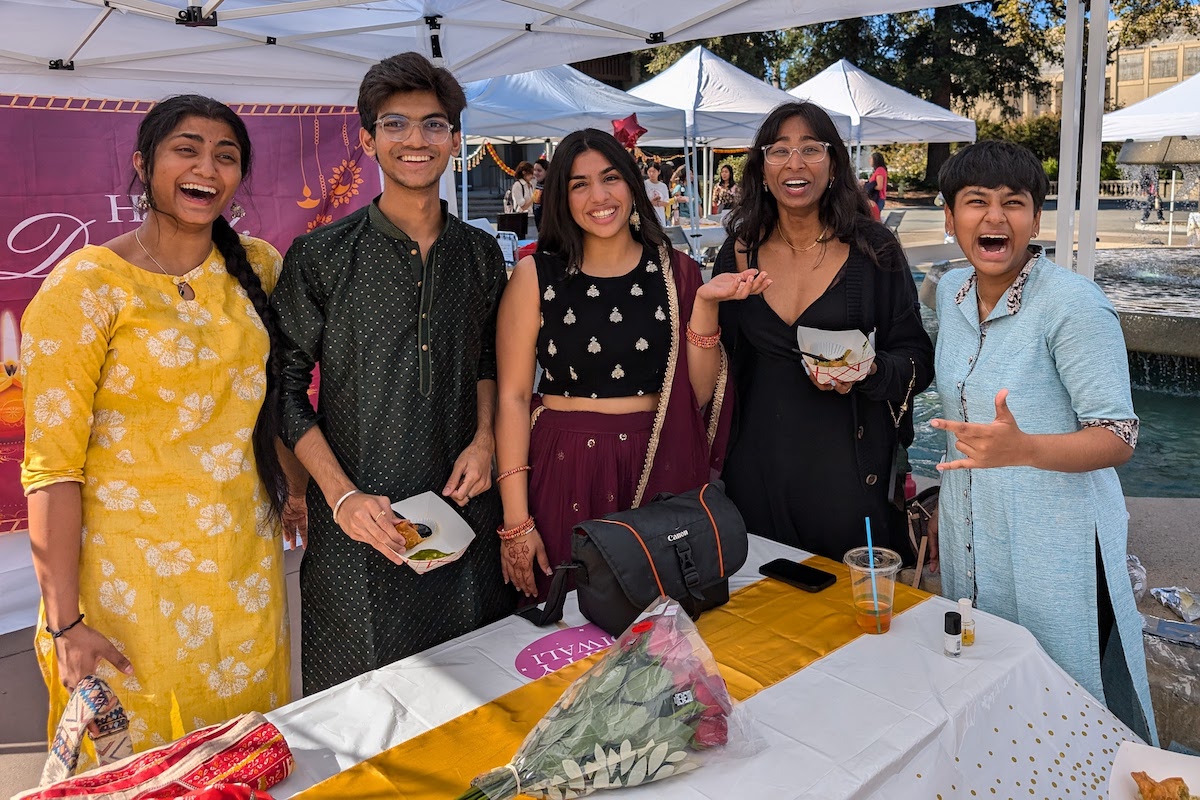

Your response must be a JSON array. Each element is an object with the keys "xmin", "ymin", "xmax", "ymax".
[{"xmin": 714, "ymin": 102, "xmax": 934, "ymax": 560}]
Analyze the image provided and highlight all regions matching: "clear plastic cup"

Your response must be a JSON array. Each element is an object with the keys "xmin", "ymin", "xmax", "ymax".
[{"xmin": 843, "ymin": 546, "xmax": 902, "ymax": 634}]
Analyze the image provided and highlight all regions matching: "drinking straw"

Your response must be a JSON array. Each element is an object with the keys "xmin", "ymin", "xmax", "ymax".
[{"xmin": 865, "ymin": 516, "xmax": 881, "ymax": 633}]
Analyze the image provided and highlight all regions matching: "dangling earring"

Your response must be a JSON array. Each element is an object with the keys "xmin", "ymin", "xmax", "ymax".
[
  {"xmin": 134, "ymin": 192, "xmax": 150, "ymax": 213},
  {"xmin": 629, "ymin": 210, "xmax": 641, "ymax": 231},
  {"xmin": 828, "ymin": 179, "xmax": 834, "ymax": 189},
  {"xmin": 229, "ymin": 202, "xmax": 246, "ymax": 225}
]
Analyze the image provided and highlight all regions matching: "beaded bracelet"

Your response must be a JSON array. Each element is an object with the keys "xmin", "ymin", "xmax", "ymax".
[
  {"xmin": 46, "ymin": 612, "xmax": 85, "ymax": 639},
  {"xmin": 331, "ymin": 489, "xmax": 362, "ymax": 525},
  {"xmin": 498, "ymin": 516, "xmax": 536, "ymax": 541},
  {"xmin": 497, "ymin": 465, "xmax": 531, "ymax": 483},
  {"xmin": 685, "ymin": 325, "xmax": 721, "ymax": 349}
]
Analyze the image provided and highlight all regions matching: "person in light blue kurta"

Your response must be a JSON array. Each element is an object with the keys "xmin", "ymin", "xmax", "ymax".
[{"xmin": 931, "ymin": 140, "xmax": 1156, "ymax": 745}]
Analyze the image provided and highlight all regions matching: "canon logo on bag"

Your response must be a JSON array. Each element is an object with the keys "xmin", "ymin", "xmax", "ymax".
[{"xmin": 667, "ymin": 530, "xmax": 690, "ymax": 542}]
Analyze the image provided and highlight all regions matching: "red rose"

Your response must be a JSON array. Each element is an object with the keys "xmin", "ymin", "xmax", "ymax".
[
  {"xmin": 692, "ymin": 715, "xmax": 729, "ymax": 749},
  {"xmin": 692, "ymin": 678, "xmax": 732, "ymax": 717}
]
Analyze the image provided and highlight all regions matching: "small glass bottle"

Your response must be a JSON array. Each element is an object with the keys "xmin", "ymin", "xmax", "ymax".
[
  {"xmin": 944, "ymin": 611, "xmax": 962, "ymax": 658},
  {"xmin": 958, "ymin": 598, "xmax": 976, "ymax": 647}
]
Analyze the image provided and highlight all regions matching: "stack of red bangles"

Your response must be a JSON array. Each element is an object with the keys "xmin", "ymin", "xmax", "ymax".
[{"xmin": 498, "ymin": 516, "xmax": 535, "ymax": 541}]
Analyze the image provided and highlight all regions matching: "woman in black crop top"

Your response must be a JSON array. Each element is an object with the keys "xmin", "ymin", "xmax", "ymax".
[
  {"xmin": 495, "ymin": 129, "xmax": 770, "ymax": 600},
  {"xmin": 713, "ymin": 102, "xmax": 933, "ymax": 561}
]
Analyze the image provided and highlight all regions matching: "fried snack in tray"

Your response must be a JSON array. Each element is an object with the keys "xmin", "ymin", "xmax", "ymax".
[
  {"xmin": 1133, "ymin": 771, "xmax": 1193, "ymax": 800},
  {"xmin": 394, "ymin": 519, "xmax": 432, "ymax": 549},
  {"xmin": 813, "ymin": 348, "xmax": 855, "ymax": 367}
]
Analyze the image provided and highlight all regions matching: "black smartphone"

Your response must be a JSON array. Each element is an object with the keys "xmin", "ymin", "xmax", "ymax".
[{"xmin": 759, "ymin": 558, "xmax": 837, "ymax": 592}]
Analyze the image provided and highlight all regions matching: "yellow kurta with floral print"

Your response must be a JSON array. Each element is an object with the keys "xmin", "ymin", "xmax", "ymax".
[{"xmin": 20, "ymin": 236, "xmax": 290, "ymax": 754}]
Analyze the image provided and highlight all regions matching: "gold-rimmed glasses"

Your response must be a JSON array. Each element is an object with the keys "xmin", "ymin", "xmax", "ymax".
[{"xmin": 761, "ymin": 142, "xmax": 831, "ymax": 166}]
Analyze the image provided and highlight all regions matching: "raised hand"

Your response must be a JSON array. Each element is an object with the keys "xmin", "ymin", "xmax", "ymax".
[
  {"xmin": 931, "ymin": 389, "xmax": 1030, "ymax": 471},
  {"xmin": 696, "ymin": 268, "xmax": 771, "ymax": 304}
]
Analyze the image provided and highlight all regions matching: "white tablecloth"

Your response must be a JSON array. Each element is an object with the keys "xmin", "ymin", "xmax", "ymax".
[{"xmin": 267, "ymin": 536, "xmax": 1140, "ymax": 799}]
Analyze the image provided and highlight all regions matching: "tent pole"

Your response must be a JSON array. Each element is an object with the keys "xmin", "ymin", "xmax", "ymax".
[
  {"xmin": 461, "ymin": 132, "xmax": 469, "ymax": 220},
  {"xmin": 1055, "ymin": 0, "xmax": 1084, "ymax": 270},
  {"xmin": 1074, "ymin": 0, "xmax": 1108, "ymax": 280},
  {"xmin": 1168, "ymin": 169, "xmax": 1177, "ymax": 247}
]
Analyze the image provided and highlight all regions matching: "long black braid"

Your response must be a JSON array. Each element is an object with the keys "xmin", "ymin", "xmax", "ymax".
[{"xmin": 134, "ymin": 95, "xmax": 287, "ymax": 520}]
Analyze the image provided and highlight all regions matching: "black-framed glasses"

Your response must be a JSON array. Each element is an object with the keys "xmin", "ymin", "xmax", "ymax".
[
  {"xmin": 761, "ymin": 142, "xmax": 831, "ymax": 166},
  {"xmin": 373, "ymin": 114, "xmax": 455, "ymax": 145}
]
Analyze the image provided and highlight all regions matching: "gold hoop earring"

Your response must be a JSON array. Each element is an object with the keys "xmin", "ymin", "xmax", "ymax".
[
  {"xmin": 229, "ymin": 202, "xmax": 246, "ymax": 225},
  {"xmin": 629, "ymin": 210, "xmax": 641, "ymax": 231}
]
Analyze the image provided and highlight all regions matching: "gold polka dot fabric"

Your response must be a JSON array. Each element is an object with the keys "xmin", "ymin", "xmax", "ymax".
[{"xmin": 21, "ymin": 238, "xmax": 290, "ymax": 754}]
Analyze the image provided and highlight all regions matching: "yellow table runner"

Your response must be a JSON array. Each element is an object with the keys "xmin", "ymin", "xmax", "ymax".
[{"xmin": 295, "ymin": 556, "xmax": 929, "ymax": 800}]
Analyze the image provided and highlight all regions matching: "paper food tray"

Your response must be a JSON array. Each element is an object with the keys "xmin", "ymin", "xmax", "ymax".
[
  {"xmin": 390, "ymin": 491, "xmax": 476, "ymax": 574},
  {"xmin": 795, "ymin": 326, "xmax": 875, "ymax": 386},
  {"xmin": 1109, "ymin": 741, "xmax": 1200, "ymax": 799}
]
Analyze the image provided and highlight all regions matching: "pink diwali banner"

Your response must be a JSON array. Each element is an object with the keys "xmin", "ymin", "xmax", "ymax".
[{"xmin": 0, "ymin": 95, "xmax": 381, "ymax": 531}]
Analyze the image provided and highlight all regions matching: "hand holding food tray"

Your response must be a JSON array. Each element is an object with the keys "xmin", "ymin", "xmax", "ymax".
[
  {"xmin": 389, "ymin": 491, "xmax": 477, "ymax": 574},
  {"xmin": 795, "ymin": 326, "xmax": 876, "ymax": 386}
]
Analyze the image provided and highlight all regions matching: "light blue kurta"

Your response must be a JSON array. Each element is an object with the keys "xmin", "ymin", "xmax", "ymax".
[{"xmin": 935, "ymin": 254, "xmax": 1156, "ymax": 745}]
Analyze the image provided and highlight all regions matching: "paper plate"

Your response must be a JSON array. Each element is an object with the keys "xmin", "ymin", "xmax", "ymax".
[
  {"xmin": 390, "ymin": 491, "xmax": 476, "ymax": 575},
  {"xmin": 1109, "ymin": 741, "xmax": 1200, "ymax": 799}
]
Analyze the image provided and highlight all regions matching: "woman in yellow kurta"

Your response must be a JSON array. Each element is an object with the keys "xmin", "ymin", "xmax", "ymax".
[{"xmin": 21, "ymin": 95, "xmax": 296, "ymax": 754}]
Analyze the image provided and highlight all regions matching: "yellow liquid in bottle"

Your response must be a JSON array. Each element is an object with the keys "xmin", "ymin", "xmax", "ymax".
[{"xmin": 962, "ymin": 625, "xmax": 975, "ymax": 646}]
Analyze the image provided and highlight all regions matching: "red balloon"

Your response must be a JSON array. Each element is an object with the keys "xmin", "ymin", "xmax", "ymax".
[{"xmin": 612, "ymin": 113, "xmax": 648, "ymax": 148}]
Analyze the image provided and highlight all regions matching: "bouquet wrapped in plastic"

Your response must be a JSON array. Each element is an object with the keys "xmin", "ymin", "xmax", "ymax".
[{"xmin": 459, "ymin": 597, "xmax": 755, "ymax": 800}]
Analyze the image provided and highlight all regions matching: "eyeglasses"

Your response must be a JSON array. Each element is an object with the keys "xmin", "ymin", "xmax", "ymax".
[
  {"xmin": 373, "ymin": 115, "xmax": 455, "ymax": 145},
  {"xmin": 761, "ymin": 142, "xmax": 831, "ymax": 166}
]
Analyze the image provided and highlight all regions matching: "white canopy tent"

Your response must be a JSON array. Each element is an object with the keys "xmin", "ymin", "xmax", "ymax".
[
  {"xmin": 630, "ymin": 46, "xmax": 850, "ymax": 147},
  {"xmin": 1101, "ymin": 72, "xmax": 1200, "ymax": 141},
  {"xmin": 458, "ymin": 64, "xmax": 686, "ymax": 217},
  {"xmin": 462, "ymin": 64, "xmax": 685, "ymax": 141},
  {"xmin": 2, "ymin": 0, "xmax": 954, "ymax": 103},
  {"xmin": 0, "ymin": 0, "xmax": 1110, "ymax": 278},
  {"xmin": 787, "ymin": 58, "xmax": 976, "ymax": 146}
]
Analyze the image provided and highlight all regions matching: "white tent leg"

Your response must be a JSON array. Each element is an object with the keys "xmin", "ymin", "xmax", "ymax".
[
  {"xmin": 1074, "ymin": 0, "xmax": 1108, "ymax": 280},
  {"xmin": 460, "ymin": 133, "xmax": 469, "ymax": 219},
  {"xmin": 1056, "ymin": 0, "xmax": 1084, "ymax": 270},
  {"xmin": 1169, "ymin": 169, "xmax": 1177, "ymax": 246}
]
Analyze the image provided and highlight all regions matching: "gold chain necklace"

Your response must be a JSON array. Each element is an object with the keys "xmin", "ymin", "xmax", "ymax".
[
  {"xmin": 777, "ymin": 224, "xmax": 829, "ymax": 253},
  {"xmin": 134, "ymin": 228, "xmax": 193, "ymax": 299}
]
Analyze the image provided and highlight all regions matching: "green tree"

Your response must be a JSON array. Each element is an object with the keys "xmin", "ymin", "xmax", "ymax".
[{"xmin": 781, "ymin": 19, "xmax": 890, "ymax": 88}]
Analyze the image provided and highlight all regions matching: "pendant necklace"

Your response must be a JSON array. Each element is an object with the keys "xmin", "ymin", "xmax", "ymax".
[
  {"xmin": 777, "ymin": 224, "xmax": 829, "ymax": 254},
  {"xmin": 135, "ymin": 228, "xmax": 193, "ymax": 299}
]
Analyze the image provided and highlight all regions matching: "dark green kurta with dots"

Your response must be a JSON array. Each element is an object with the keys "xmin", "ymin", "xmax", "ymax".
[{"xmin": 272, "ymin": 199, "xmax": 516, "ymax": 695}]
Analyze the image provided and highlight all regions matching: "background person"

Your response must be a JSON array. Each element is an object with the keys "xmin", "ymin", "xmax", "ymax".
[
  {"xmin": 22, "ymin": 94, "xmax": 299, "ymax": 753},
  {"xmin": 494, "ymin": 129, "xmax": 768, "ymax": 600},
  {"xmin": 864, "ymin": 151, "xmax": 888, "ymax": 221},
  {"xmin": 710, "ymin": 162, "xmax": 740, "ymax": 216},
  {"xmin": 714, "ymin": 102, "xmax": 933, "ymax": 561},
  {"xmin": 506, "ymin": 160, "xmax": 535, "ymax": 238},
  {"xmin": 931, "ymin": 139, "xmax": 1156, "ymax": 744},
  {"xmin": 532, "ymin": 157, "xmax": 550, "ymax": 233},
  {"xmin": 643, "ymin": 160, "xmax": 670, "ymax": 228},
  {"xmin": 272, "ymin": 53, "xmax": 515, "ymax": 695}
]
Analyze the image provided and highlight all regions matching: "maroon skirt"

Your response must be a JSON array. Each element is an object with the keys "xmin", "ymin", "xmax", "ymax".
[{"xmin": 528, "ymin": 408, "xmax": 654, "ymax": 601}]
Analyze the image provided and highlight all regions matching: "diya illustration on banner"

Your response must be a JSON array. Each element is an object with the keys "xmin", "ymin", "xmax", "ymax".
[{"xmin": 0, "ymin": 96, "xmax": 382, "ymax": 530}]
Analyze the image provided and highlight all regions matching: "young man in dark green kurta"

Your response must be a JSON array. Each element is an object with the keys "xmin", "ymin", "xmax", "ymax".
[{"xmin": 272, "ymin": 53, "xmax": 516, "ymax": 695}]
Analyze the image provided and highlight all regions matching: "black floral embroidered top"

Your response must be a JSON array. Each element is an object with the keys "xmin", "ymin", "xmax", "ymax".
[{"xmin": 533, "ymin": 247, "xmax": 671, "ymax": 399}]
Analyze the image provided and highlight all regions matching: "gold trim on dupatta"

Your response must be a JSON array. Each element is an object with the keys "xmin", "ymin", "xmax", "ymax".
[
  {"xmin": 632, "ymin": 245, "xmax": 679, "ymax": 508},
  {"xmin": 707, "ymin": 344, "xmax": 729, "ymax": 447}
]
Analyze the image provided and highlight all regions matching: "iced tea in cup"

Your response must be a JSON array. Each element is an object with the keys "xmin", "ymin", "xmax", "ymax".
[{"xmin": 843, "ymin": 546, "xmax": 902, "ymax": 634}]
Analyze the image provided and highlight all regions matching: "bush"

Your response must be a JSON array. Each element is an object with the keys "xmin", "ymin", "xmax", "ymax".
[{"xmin": 1042, "ymin": 157, "xmax": 1059, "ymax": 181}]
